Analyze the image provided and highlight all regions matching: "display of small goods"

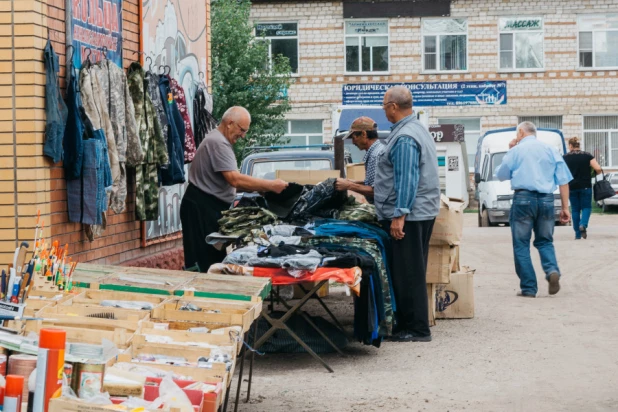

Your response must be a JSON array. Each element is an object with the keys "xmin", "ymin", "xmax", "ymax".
[{"xmin": 0, "ymin": 211, "xmax": 266, "ymax": 411}]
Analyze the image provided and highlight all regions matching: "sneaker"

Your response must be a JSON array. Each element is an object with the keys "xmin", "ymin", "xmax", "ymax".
[
  {"xmin": 579, "ymin": 226, "xmax": 587, "ymax": 239},
  {"xmin": 517, "ymin": 291, "xmax": 536, "ymax": 298},
  {"xmin": 548, "ymin": 273, "xmax": 561, "ymax": 295}
]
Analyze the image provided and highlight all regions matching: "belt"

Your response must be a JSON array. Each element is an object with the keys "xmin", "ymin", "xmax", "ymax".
[{"xmin": 514, "ymin": 189, "xmax": 538, "ymax": 193}]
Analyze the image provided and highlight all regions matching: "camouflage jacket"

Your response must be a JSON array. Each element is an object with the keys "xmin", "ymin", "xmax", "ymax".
[
  {"xmin": 95, "ymin": 60, "xmax": 142, "ymax": 167},
  {"xmin": 127, "ymin": 63, "xmax": 169, "ymax": 167}
]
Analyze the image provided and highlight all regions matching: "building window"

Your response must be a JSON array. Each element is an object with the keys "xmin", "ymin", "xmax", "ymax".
[
  {"xmin": 499, "ymin": 17, "xmax": 544, "ymax": 70},
  {"xmin": 518, "ymin": 115, "xmax": 563, "ymax": 129},
  {"xmin": 578, "ymin": 14, "xmax": 618, "ymax": 69},
  {"xmin": 281, "ymin": 120, "xmax": 323, "ymax": 148},
  {"xmin": 345, "ymin": 20, "xmax": 389, "ymax": 73},
  {"xmin": 256, "ymin": 22, "xmax": 299, "ymax": 73},
  {"xmin": 583, "ymin": 116, "xmax": 618, "ymax": 167},
  {"xmin": 438, "ymin": 117, "xmax": 480, "ymax": 171},
  {"xmin": 422, "ymin": 18, "xmax": 468, "ymax": 72}
]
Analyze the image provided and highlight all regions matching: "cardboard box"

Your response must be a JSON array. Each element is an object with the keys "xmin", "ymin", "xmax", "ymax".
[
  {"xmin": 276, "ymin": 169, "xmax": 340, "ymax": 185},
  {"xmin": 427, "ymin": 283, "xmax": 436, "ymax": 327},
  {"xmin": 426, "ymin": 245, "xmax": 452, "ymax": 284},
  {"xmin": 435, "ymin": 267, "xmax": 475, "ymax": 319},
  {"xmin": 450, "ymin": 245, "xmax": 461, "ymax": 273},
  {"xmin": 346, "ymin": 163, "xmax": 366, "ymax": 182},
  {"xmin": 430, "ymin": 195, "xmax": 465, "ymax": 246}
]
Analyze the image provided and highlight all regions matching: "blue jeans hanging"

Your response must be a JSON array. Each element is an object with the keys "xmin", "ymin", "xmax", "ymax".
[{"xmin": 63, "ymin": 65, "xmax": 84, "ymax": 180}]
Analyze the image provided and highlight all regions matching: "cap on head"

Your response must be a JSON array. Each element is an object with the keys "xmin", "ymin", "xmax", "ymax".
[{"xmin": 343, "ymin": 116, "xmax": 378, "ymax": 139}]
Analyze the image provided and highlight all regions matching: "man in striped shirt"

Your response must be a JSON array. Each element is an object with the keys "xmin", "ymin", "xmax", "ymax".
[
  {"xmin": 374, "ymin": 86, "xmax": 441, "ymax": 342},
  {"xmin": 335, "ymin": 116, "xmax": 384, "ymax": 203}
]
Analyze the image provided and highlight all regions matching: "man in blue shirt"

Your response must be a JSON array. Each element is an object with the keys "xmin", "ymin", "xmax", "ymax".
[
  {"xmin": 335, "ymin": 116, "xmax": 384, "ymax": 203},
  {"xmin": 496, "ymin": 122, "xmax": 573, "ymax": 297},
  {"xmin": 374, "ymin": 86, "xmax": 440, "ymax": 342}
]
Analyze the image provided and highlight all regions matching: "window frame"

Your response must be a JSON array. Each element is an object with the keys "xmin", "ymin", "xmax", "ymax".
[
  {"xmin": 255, "ymin": 21, "xmax": 300, "ymax": 75},
  {"xmin": 577, "ymin": 14, "xmax": 618, "ymax": 70},
  {"xmin": 582, "ymin": 115, "xmax": 618, "ymax": 167},
  {"xmin": 282, "ymin": 119, "xmax": 324, "ymax": 148},
  {"xmin": 344, "ymin": 19, "xmax": 390, "ymax": 75},
  {"xmin": 497, "ymin": 17, "xmax": 545, "ymax": 73},
  {"xmin": 421, "ymin": 18, "xmax": 469, "ymax": 74},
  {"xmin": 438, "ymin": 117, "xmax": 481, "ymax": 172}
]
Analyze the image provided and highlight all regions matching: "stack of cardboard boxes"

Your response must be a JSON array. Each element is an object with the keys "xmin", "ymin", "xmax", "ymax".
[{"xmin": 427, "ymin": 196, "xmax": 475, "ymax": 326}]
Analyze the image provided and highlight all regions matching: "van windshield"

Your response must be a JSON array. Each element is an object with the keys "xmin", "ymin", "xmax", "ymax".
[{"xmin": 490, "ymin": 152, "xmax": 506, "ymax": 181}]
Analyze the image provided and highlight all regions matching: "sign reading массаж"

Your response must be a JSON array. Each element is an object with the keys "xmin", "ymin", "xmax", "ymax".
[
  {"xmin": 342, "ymin": 81, "xmax": 507, "ymax": 107},
  {"xmin": 70, "ymin": 0, "xmax": 123, "ymax": 69}
]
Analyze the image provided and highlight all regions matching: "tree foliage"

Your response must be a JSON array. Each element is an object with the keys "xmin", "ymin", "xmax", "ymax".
[{"xmin": 211, "ymin": 0, "xmax": 292, "ymax": 162}]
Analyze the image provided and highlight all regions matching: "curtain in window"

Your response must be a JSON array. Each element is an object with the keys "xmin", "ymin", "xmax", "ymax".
[{"xmin": 440, "ymin": 35, "xmax": 467, "ymax": 71}]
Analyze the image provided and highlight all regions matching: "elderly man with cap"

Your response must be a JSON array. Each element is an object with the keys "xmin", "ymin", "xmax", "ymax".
[
  {"xmin": 335, "ymin": 116, "xmax": 384, "ymax": 203},
  {"xmin": 180, "ymin": 106, "xmax": 288, "ymax": 273}
]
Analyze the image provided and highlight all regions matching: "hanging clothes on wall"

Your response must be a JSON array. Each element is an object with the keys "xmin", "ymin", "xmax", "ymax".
[
  {"xmin": 94, "ymin": 57, "xmax": 142, "ymax": 214},
  {"xmin": 127, "ymin": 62, "xmax": 169, "ymax": 221},
  {"xmin": 62, "ymin": 61, "xmax": 84, "ymax": 180},
  {"xmin": 193, "ymin": 88, "xmax": 218, "ymax": 148},
  {"xmin": 43, "ymin": 39, "xmax": 68, "ymax": 163},
  {"xmin": 169, "ymin": 77, "xmax": 196, "ymax": 163},
  {"xmin": 145, "ymin": 70, "xmax": 170, "ymax": 165},
  {"xmin": 158, "ymin": 74, "xmax": 186, "ymax": 186},
  {"xmin": 79, "ymin": 59, "xmax": 116, "ymax": 239}
]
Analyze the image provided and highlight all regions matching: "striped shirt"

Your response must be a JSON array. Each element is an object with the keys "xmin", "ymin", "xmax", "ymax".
[
  {"xmin": 363, "ymin": 139, "xmax": 385, "ymax": 187},
  {"xmin": 390, "ymin": 136, "xmax": 420, "ymax": 218}
]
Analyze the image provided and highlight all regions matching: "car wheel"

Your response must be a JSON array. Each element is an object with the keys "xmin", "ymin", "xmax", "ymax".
[
  {"xmin": 602, "ymin": 202, "xmax": 610, "ymax": 213},
  {"xmin": 481, "ymin": 209, "xmax": 491, "ymax": 227}
]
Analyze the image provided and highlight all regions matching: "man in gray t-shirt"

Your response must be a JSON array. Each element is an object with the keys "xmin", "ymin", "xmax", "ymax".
[{"xmin": 180, "ymin": 106, "xmax": 288, "ymax": 272}]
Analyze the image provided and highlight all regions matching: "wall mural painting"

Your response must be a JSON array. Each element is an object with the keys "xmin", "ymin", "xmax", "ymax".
[{"xmin": 141, "ymin": 0, "xmax": 207, "ymax": 239}]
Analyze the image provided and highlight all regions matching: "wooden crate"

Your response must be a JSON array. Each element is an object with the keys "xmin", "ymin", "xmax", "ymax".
[
  {"xmin": 138, "ymin": 327, "xmax": 239, "ymax": 353},
  {"xmin": 38, "ymin": 304, "xmax": 150, "ymax": 322},
  {"xmin": 64, "ymin": 290, "xmax": 168, "ymax": 310},
  {"xmin": 152, "ymin": 297, "xmax": 261, "ymax": 332}
]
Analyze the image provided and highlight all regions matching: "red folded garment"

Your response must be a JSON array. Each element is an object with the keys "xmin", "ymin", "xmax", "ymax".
[{"xmin": 253, "ymin": 267, "xmax": 361, "ymax": 295}]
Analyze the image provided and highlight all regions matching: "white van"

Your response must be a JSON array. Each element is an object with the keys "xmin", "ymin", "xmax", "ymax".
[{"xmin": 474, "ymin": 127, "xmax": 567, "ymax": 227}]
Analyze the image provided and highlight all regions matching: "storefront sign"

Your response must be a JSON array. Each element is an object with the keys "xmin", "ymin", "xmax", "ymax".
[
  {"xmin": 256, "ymin": 23, "xmax": 298, "ymax": 37},
  {"xmin": 345, "ymin": 20, "xmax": 388, "ymax": 35},
  {"xmin": 429, "ymin": 124, "xmax": 465, "ymax": 143},
  {"xmin": 499, "ymin": 17, "xmax": 543, "ymax": 31},
  {"xmin": 342, "ymin": 81, "xmax": 507, "ymax": 107},
  {"xmin": 69, "ymin": 0, "xmax": 123, "ymax": 68}
]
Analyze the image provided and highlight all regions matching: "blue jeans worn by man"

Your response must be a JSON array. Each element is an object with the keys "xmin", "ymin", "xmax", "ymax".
[
  {"xmin": 495, "ymin": 123, "xmax": 572, "ymax": 297},
  {"xmin": 569, "ymin": 188, "xmax": 592, "ymax": 239},
  {"xmin": 510, "ymin": 191, "xmax": 561, "ymax": 295}
]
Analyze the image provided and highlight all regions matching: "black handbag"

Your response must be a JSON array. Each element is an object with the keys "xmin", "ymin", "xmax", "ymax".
[{"xmin": 593, "ymin": 170, "xmax": 615, "ymax": 202}]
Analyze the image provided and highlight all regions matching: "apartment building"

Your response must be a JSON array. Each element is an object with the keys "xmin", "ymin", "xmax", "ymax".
[{"xmin": 251, "ymin": 0, "xmax": 618, "ymax": 171}]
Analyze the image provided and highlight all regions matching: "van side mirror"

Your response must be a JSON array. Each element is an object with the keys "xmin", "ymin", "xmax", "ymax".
[{"xmin": 474, "ymin": 173, "xmax": 482, "ymax": 184}]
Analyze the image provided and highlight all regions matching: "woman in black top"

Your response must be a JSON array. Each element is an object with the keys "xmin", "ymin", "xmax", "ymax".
[{"xmin": 563, "ymin": 137, "xmax": 602, "ymax": 239}]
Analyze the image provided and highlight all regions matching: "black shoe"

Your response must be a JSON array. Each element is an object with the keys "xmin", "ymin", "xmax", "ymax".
[
  {"xmin": 517, "ymin": 291, "xmax": 536, "ymax": 298},
  {"xmin": 579, "ymin": 226, "xmax": 587, "ymax": 239},
  {"xmin": 548, "ymin": 272, "xmax": 561, "ymax": 295},
  {"xmin": 389, "ymin": 331, "xmax": 432, "ymax": 342}
]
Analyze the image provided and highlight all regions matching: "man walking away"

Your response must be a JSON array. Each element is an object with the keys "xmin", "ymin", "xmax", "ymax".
[
  {"xmin": 496, "ymin": 122, "xmax": 572, "ymax": 297},
  {"xmin": 374, "ymin": 86, "xmax": 440, "ymax": 342}
]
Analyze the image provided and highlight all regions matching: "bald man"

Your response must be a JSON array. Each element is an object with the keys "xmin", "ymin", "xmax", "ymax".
[
  {"xmin": 180, "ymin": 106, "xmax": 288, "ymax": 272},
  {"xmin": 375, "ymin": 86, "xmax": 440, "ymax": 342}
]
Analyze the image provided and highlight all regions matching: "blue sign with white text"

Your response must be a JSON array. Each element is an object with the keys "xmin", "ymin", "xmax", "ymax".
[{"xmin": 342, "ymin": 81, "xmax": 507, "ymax": 107}]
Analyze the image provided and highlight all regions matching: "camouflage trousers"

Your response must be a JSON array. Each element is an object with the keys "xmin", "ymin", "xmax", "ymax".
[{"xmin": 136, "ymin": 163, "xmax": 160, "ymax": 221}]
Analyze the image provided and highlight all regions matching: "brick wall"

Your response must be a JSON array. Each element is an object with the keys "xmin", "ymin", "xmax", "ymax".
[
  {"xmin": 251, "ymin": 0, "xmax": 618, "ymax": 165},
  {"xmin": 43, "ymin": 0, "xmax": 185, "ymax": 265}
]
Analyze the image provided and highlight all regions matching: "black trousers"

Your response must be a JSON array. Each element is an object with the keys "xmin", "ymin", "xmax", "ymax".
[
  {"xmin": 382, "ymin": 219, "xmax": 435, "ymax": 337},
  {"xmin": 180, "ymin": 184, "xmax": 230, "ymax": 272}
]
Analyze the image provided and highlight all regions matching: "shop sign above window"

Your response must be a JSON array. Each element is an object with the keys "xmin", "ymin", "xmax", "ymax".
[
  {"xmin": 256, "ymin": 23, "xmax": 298, "ymax": 37},
  {"xmin": 345, "ymin": 20, "xmax": 388, "ymax": 35},
  {"xmin": 499, "ymin": 18, "xmax": 543, "ymax": 31}
]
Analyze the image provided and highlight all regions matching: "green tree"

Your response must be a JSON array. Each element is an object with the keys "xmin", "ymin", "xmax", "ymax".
[{"xmin": 211, "ymin": 0, "xmax": 292, "ymax": 162}]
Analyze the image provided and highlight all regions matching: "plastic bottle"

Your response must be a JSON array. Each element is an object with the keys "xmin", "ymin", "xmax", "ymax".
[
  {"xmin": 0, "ymin": 373, "xmax": 6, "ymax": 411},
  {"xmin": 32, "ymin": 329, "xmax": 65, "ymax": 412},
  {"xmin": 4, "ymin": 375, "xmax": 24, "ymax": 412}
]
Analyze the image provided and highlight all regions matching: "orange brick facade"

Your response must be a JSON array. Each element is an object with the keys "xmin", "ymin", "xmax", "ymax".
[{"xmin": 1, "ymin": 0, "xmax": 210, "ymax": 268}]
